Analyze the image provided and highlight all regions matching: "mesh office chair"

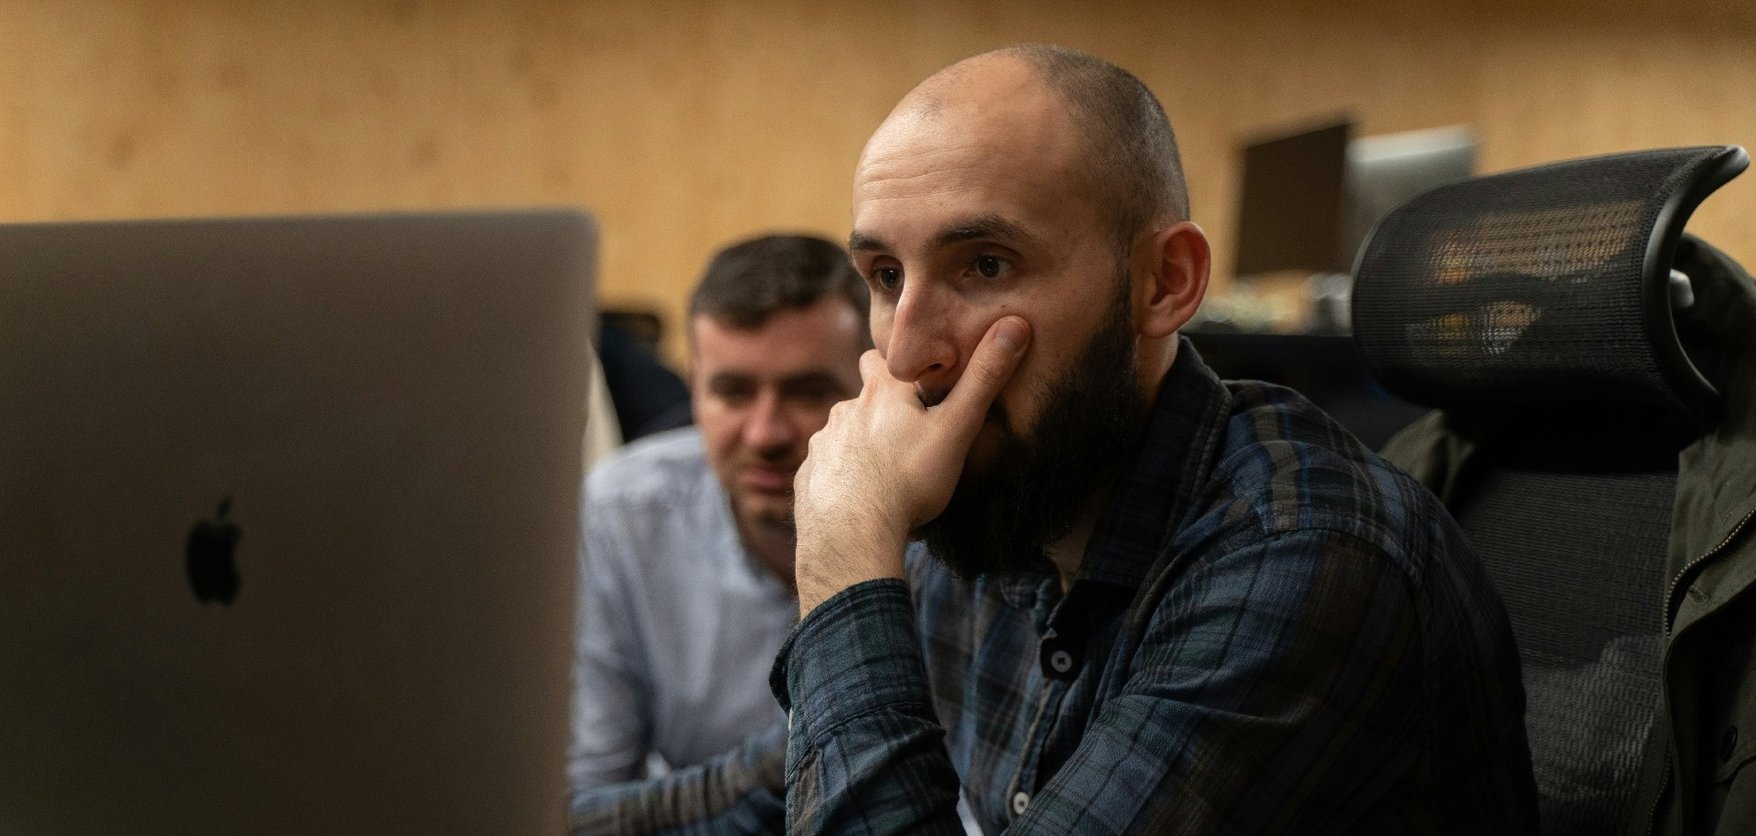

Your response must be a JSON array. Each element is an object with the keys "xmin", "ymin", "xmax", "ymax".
[{"xmin": 1352, "ymin": 145, "xmax": 1749, "ymax": 834}]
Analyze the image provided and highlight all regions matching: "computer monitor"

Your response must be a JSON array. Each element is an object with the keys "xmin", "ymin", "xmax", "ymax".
[
  {"xmin": 1232, "ymin": 119, "xmax": 1354, "ymax": 277},
  {"xmin": 1341, "ymin": 126, "xmax": 1478, "ymax": 270},
  {"xmin": 1233, "ymin": 121, "xmax": 1478, "ymax": 278}
]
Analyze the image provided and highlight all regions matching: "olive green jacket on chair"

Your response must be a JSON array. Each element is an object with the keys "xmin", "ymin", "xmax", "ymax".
[{"xmin": 1378, "ymin": 237, "xmax": 1756, "ymax": 836}]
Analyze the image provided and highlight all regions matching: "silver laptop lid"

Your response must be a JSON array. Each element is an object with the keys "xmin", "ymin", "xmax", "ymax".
[{"xmin": 0, "ymin": 209, "xmax": 595, "ymax": 833}]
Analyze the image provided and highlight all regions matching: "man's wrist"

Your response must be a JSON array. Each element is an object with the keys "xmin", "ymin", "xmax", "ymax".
[{"xmin": 793, "ymin": 511, "xmax": 909, "ymax": 618}]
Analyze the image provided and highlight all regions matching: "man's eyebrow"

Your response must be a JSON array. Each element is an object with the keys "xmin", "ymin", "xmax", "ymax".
[
  {"xmin": 848, "ymin": 215, "xmax": 1042, "ymax": 256},
  {"xmin": 847, "ymin": 230, "xmax": 888, "ymax": 254},
  {"xmin": 935, "ymin": 215, "xmax": 1042, "ymax": 248},
  {"xmin": 706, "ymin": 370, "xmax": 753, "ymax": 387}
]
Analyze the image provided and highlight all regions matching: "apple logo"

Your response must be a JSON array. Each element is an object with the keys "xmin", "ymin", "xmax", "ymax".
[{"xmin": 186, "ymin": 497, "xmax": 242, "ymax": 605}]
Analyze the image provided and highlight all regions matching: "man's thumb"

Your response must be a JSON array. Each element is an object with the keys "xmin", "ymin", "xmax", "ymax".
[{"xmin": 943, "ymin": 316, "xmax": 1031, "ymax": 420}]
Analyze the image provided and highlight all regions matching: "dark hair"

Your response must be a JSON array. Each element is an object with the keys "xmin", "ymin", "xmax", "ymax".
[
  {"xmin": 998, "ymin": 44, "xmax": 1190, "ymax": 244},
  {"xmin": 687, "ymin": 233, "xmax": 869, "ymax": 332}
]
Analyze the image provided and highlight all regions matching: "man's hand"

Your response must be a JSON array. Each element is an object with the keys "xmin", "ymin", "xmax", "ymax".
[{"xmin": 792, "ymin": 316, "xmax": 1031, "ymax": 617}]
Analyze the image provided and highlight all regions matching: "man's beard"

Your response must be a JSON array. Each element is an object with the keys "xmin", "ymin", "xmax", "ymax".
[{"xmin": 917, "ymin": 267, "xmax": 1148, "ymax": 580}]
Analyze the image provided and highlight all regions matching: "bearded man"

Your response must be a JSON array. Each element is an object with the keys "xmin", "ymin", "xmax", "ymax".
[{"xmin": 779, "ymin": 44, "xmax": 1539, "ymax": 833}]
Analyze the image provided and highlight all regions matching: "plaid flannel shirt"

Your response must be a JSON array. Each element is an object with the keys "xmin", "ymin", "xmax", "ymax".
[
  {"xmin": 770, "ymin": 340, "xmax": 1539, "ymax": 834},
  {"xmin": 569, "ymin": 341, "xmax": 1539, "ymax": 834}
]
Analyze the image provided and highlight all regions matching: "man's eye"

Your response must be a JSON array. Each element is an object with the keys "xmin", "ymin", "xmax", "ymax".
[
  {"xmin": 872, "ymin": 267, "xmax": 903, "ymax": 291},
  {"xmin": 786, "ymin": 382, "xmax": 844, "ymax": 404},
  {"xmin": 975, "ymin": 255, "xmax": 1005, "ymax": 279},
  {"xmin": 711, "ymin": 383, "xmax": 755, "ymax": 404}
]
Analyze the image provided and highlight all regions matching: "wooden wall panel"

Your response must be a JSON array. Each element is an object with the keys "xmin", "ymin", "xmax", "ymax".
[
  {"xmin": 2, "ymin": 0, "xmax": 1751, "ymax": 364},
  {"xmin": 1473, "ymin": 17, "xmax": 1756, "ymax": 252}
]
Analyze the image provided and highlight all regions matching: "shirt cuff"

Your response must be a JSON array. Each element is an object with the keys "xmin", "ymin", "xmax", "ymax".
[{"xmin": 768, "ymin": 578, "xmax": 932, "ymax": 741}]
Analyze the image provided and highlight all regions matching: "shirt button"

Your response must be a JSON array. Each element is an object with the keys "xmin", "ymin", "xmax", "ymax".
[
  {"xmin": 1011, "ymin": 791, "xmax": 1030, "ymax": 816},
  {"xmin": 1049, "ymin": 649, "xmax": 1075, "ymax": 675},
  {"xmin": 1722, "ymin": 726, "xmax": 1739, "ymax": 762}
]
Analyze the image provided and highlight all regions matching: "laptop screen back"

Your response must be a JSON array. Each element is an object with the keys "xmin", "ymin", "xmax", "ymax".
[{"xmin": 0, "ymin": 209, "xmax": 595, "ymax": 833}]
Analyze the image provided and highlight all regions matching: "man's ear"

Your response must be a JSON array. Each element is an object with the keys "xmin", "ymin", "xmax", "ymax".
[{"xmin": 1133, "ymin": 221, "xmax": 1211, "ymax": 339}]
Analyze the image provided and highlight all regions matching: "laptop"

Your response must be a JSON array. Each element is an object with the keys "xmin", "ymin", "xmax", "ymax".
[{"xmin": 0, "ymin": 209, "xmax": 596, "ymax": 833}]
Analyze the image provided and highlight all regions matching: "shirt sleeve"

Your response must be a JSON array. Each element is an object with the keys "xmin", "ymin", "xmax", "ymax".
[
  {"xmin": 569, "ymin": 503, "xmax": 654, "ymax": 791},
  {"xmin": 771, "ymin": 579, "xmax": 966, "ymax": 835},
  {"xmin": 773, "ymin": 530, "xmax": 1438, "ymax": 834},
  {"xmin": 569, "ymin": 720, "xmax": 788, "ymax": 835}
]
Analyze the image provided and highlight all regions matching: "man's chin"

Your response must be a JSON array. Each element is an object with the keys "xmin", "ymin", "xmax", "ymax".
[
  {"xmin": 960, "ymin": 420, "xmax": 1010, "ymax": 487},
  {"xmin": 732, "ymin": 492, "xmax": 793, "ymax": 527}
]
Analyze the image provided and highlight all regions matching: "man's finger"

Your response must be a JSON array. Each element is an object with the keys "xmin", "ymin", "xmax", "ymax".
[
  {"xmin": 857, "ymin": 348, "xmax": 888, "ymax": 388},
  {"xmin": 939, "ymin": 316, "xmax": 1031, "ymax": 424}
]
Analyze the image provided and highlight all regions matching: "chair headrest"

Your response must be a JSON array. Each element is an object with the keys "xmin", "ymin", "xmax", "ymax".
[{"xmin": 1352, "ymin": 146, "xmax": 1746, "ymax": 422}]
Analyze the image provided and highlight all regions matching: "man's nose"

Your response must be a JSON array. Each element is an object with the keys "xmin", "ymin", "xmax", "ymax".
[
  {"xmin": 884, "ymin": 285, "xmax": 961, "ymax": 404},
  {"xmin": 743, "ymin": 390, "xmax": 797, "ymax": 452}
]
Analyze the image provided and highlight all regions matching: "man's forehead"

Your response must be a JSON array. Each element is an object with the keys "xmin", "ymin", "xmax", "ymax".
[
  {"xmin": 865, "ymin": 55, "xmax": 1071, "ymax": 155},
  {"xmin": 691, "ymin": 305, "xmax": 863, "ymax": 363},
  {"xmin": 854, "ymin": 70, "xmax": 1088, "ymax": 224},
  {"xmin": 692, "ymin": 351, "xmax": 855, "ymax": 390},
  {"xmin": 906, "ymin": 51, "xmax": 1041, "ymax": 110},
  {"xmin": 867, "ymin": 95, "xmax": 1069, "ymax": 164},
  {"xmin": 850, "ymin": 128, "xmax": 1092, "ymax": 255}
]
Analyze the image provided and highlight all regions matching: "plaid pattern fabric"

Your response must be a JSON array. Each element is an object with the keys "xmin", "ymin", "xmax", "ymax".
[{"xmin": 771, "ymin": 341, "xmax": 1539, "ymax": 834}]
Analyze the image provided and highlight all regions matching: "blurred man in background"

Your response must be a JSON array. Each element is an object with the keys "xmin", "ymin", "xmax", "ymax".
[{"xmin": 569, "ymin": 234, "xmax": 866, "ymax": 804}]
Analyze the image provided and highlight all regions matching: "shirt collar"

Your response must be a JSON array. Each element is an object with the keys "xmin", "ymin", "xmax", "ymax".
[{"xmin": 1072, "ymin": 336, "xmax": 1231, "ymax": 593}]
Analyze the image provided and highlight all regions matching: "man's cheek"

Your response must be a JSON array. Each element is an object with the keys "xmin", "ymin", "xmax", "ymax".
[{"xmin": 993, "ymin": 371, "xmax": 1035, "ymax": 435}]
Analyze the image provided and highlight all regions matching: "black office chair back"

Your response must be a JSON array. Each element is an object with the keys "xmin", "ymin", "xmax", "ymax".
[{"xmin": 1352, "ymin": 145, "xmax": 1747, "ymax": 834}]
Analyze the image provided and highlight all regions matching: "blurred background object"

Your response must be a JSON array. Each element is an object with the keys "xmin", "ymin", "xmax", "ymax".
[
  {"xmin": 597, "ymin": 309, "xmax": 692, "ymax": 442},
  {"xmin": 2, "ymin": 0, "xmax": 1751, "ymax": 372}
]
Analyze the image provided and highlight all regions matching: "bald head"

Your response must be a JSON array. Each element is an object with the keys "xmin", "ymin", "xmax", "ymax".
[{"xmin": 884, "ymin": 45, "xmax": 1189, "ymax": 247}]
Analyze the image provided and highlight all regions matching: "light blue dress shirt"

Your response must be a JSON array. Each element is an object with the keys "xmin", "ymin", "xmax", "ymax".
[{"xmin": 569, "ymin": 428, "xmax": 796, "ymax": 793}]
